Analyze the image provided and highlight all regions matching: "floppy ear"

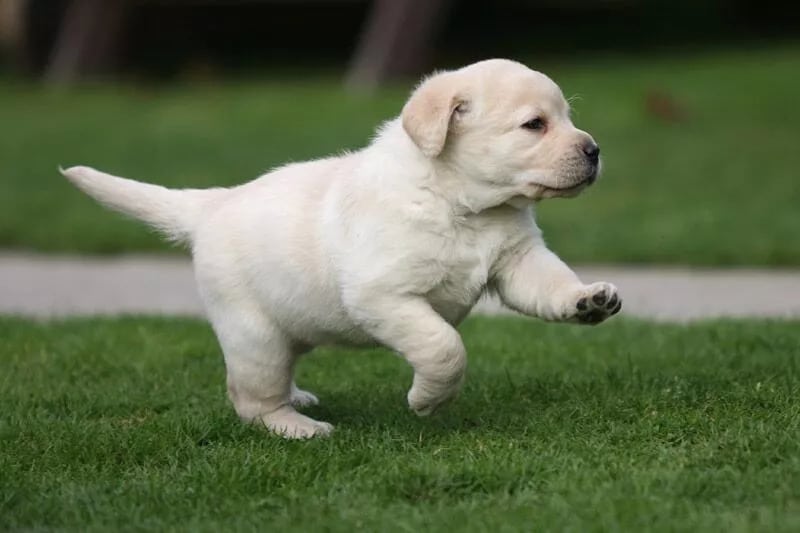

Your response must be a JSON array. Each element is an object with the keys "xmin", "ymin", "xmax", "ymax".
[{"xmin": 401, "ymin": 72, "xmax": 463, "ymax": 158}]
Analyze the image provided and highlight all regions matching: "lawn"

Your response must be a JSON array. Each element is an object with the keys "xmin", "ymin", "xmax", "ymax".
[
  {"xmin": 1, "ymin": 45, "xmax": 800, "ymax": 264},
  {"xmin": 2, "ymin": 315, "xmax": 800, "ymax": 531}
]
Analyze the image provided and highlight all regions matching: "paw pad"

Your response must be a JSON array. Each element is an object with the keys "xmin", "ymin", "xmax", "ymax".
[
  {"xmin": 592, "ymin": 290, "xmax": 607, "ymax": 306},
  {"xmin": 574, "ymin": 282, "xmax": 621, "ymax": 325}
]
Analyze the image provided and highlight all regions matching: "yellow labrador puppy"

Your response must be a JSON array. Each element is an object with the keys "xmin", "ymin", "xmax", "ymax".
[{"xmin": 63, "ymin": 59, "xmax": 621, "ymax": 438}]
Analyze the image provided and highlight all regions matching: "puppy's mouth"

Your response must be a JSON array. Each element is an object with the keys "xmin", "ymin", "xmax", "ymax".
[
  {"xmin": 541, "ymin": 178, "xmax": 590, "ymax": 194},
  {"xmin": 532, "ymin": 173, "xmax": 594, "ymax": 199},
  {"xmin": 539, "ymin": 163, "xmax": 599, "ymax": 196}
]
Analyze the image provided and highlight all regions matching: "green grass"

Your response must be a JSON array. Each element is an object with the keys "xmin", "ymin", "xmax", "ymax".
[
  {"xmin": 2, "ymin": 315, "xmax": 800, "ymax": 531},
  {"xmin": 1, "ymin": 45, "xmax": 800, "ymax": 264}
]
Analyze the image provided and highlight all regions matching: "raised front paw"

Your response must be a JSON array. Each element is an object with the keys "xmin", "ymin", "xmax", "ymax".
[{"xmin": 572, "ymin": 282, "xmax": 621, "ymax": 325}]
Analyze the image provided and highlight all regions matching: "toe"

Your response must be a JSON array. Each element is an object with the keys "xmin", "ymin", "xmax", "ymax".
[
  {"xmin": 411, "ymin": 403, "xmax": 438, "ymax": 417},
  {"xmin": 262, "ymin": 406, "xmax": 333, "ymax": 439},
  {"xmin": 313, "ymin": 421, "xmax": 334, "ymax": 437}
]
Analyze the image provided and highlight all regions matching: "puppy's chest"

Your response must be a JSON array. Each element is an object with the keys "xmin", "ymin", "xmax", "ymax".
[{"xmin": 425, "ymin": 225, "xmax": 506, "ymax": 320}]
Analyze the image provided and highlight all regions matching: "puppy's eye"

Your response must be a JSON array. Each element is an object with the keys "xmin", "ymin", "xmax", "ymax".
[{"xmin": 521, "ymin": 117, "xmax": 546, "ymax": 131}]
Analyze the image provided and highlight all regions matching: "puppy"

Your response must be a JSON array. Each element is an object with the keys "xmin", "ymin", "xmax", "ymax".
[{"xmin": 63, "ymin": 59, "xmax": 621, "ymax": 439}]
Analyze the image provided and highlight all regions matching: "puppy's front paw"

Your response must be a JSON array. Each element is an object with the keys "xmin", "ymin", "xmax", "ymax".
[
  {"xmin": 572, "ymin": 282, "xmax": 621, "ymax": 325},
  {"xmin": 407, "ymin": 377, "xmax": 462, "ymax": 417}
]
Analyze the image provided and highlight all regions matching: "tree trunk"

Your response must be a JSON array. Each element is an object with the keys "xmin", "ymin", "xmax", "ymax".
[
  {"xmin": 44, "ymin": 0, "xmax": 127, "ymax": 85},
  {"xmin": 347, "ymin": 0, "xmax": 451, "ymax": 90}
]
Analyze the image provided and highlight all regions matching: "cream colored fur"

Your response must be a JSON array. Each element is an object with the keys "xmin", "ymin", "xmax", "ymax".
[{"xmin": 62, "ymin": 59, "xmax": 621, "ymax": 439}]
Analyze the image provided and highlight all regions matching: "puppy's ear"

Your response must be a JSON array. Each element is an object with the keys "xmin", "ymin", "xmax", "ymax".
[{"xmin": 402, "ymin": 72, "xmax": 464, "ymax": 158}]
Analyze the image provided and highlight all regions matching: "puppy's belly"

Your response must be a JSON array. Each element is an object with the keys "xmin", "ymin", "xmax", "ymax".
[
  {"xmin": 260, "ymin": 284, "xmax": 479, "ymax": 347},
  {"xmin": 246, "ymin": 282, "xmax": 376, "ymax": 347},
  {"xmin": 276, "ymin": 307, "xmax": 378, "ymax": 348}
]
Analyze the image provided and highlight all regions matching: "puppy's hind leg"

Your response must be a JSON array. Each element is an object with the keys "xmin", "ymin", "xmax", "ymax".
[
  {"xmin": 207, "ymin": 304, "xmax": 332, "ymax": 439},
  {"xmin": 286, "ymin": 342, "xmax": 320, "ymax": 408}
]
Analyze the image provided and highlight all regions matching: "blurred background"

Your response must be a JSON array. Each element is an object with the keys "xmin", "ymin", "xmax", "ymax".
[{"xmin": 1, "ymin": 0, "xmax": 799, "ymax": 265}]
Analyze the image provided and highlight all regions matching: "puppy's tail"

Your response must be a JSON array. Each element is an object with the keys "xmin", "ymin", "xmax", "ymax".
[{"xmin": 60, "ymin": 165, "xmax": 223, "ymax": 245}]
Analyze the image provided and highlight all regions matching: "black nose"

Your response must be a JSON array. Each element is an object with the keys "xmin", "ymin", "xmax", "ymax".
[{"xmin": 583, "ymin": 142, "xmax": 600, "ymax": 163}]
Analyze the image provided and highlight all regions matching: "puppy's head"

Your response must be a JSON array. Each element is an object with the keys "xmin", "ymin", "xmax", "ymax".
[{"xmin": 402, "ymin": 60, "xmax": 600, "ymax": 203}]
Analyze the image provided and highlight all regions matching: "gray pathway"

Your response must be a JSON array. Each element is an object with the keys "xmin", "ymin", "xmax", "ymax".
[{"xmin": 2, "ymin": 253, "xmax": 800, "ymax": 321}]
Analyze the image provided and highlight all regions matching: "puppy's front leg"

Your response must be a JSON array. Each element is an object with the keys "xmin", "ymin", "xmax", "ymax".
[
  {"xmin": 348, "ymin": 294, "xmax": 467, "ymax": 415},
  {"xmin": 494, "ymin": 244, "xmax": 621, "ymax": 324}
]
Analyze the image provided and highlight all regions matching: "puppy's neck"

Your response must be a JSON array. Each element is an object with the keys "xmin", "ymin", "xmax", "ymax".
[{"xmin": 371, "ymin": 119, "xmax": 527, "ymax": 216}]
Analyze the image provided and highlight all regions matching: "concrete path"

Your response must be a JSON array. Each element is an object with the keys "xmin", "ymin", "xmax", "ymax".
[{"xmin": 2, "ymin": 252, "xmax": 800, "ymax": 321}]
